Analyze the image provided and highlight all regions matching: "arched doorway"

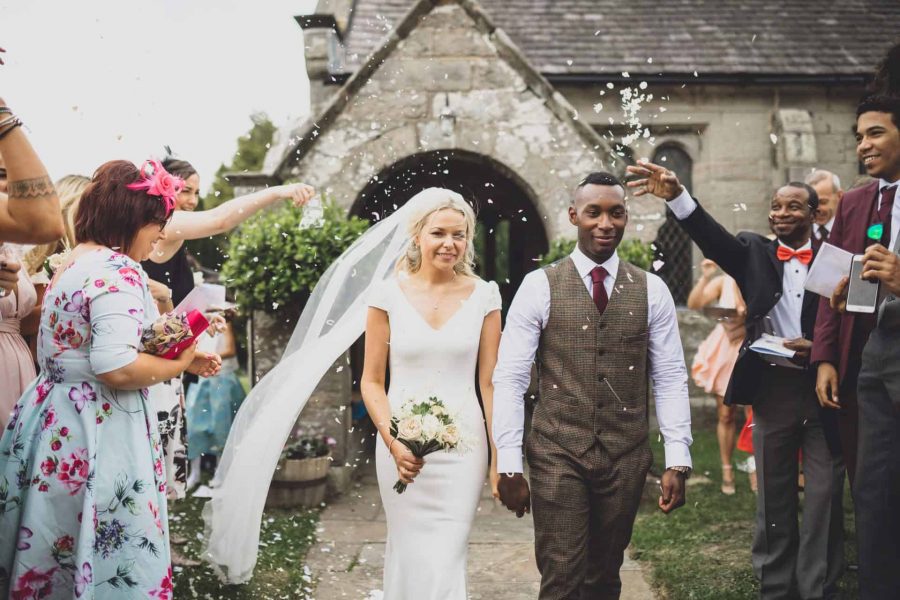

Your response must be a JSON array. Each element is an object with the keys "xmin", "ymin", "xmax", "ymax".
[
  {"xmin": 346, "ymin": 150, "xmax": 549, "ymax": 406},
  {"xmin": 351, "ymin": 149, "xmax": 549, "ymax": 309},
  {"xmin": 652, "ymin": 144, "xmax": 694, "ymax": 304}
]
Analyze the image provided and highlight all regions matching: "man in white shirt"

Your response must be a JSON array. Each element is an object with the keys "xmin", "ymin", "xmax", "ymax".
[
  {"xmin": 492, "ymin": 172, "xmax": 692, "ymax": 600},
  {"xmin": 805, "ymin": 170, "xmax": 844, "ymax": 243},
  {"xmin": 627, "ymin": 162, "xmax": 843, "ymax": 600}
]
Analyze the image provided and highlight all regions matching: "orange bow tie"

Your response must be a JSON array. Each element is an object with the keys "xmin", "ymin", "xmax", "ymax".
[{"xmin": 776, "ymin": 245, "xmax": 813, "ymax": 265}]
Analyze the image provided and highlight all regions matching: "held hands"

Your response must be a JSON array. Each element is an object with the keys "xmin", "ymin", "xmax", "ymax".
[
  {"xmin": 497, "ymin": 473, "xmax": 531, "ymax": 518},
  {"xmin": 658, "ymin": 470, "xmax": 686, "ymax": 514},
  {"xmin": 625, "ymin": 160, "xmax": 685, "ymax": 201},
  {"xmin": 816, "ymin": 362, "xmax": 841, "ymax": 410},
  {"xmin": 390, "ymin": 438, "xmax": 424, "ymax": 485},
  {"xmin": 489, "ymin": 459, "xmax": 500, "ymax": 499},
  {"xmin": 272, "ymin": 183, "xmax": 315, "ymax": 208}
]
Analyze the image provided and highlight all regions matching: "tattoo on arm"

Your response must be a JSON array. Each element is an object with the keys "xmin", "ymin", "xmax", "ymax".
[{"xmin": 8, "ymin": 176, "xmax": 56, "ymax": 200}]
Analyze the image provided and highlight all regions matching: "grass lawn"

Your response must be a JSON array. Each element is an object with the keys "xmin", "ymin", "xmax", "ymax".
[
  {"xmin": 632, "ymin": 427, "xmax": 858, "ymax": 599},
  {"xmin": 169, "ymin": 492, "xmax": 320, "ymax": 599}
]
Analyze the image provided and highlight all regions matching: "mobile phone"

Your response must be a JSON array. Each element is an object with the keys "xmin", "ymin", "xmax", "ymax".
[{"xmin": 846, "ymin": 255, "xmax": 879, "ymax": 313}]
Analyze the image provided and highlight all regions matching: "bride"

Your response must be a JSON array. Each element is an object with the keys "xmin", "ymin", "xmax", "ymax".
[
  {"xmin": 362, "ymin": 189, "xmax": 501, "ymax": 598},
  {"xmin": 201, "ymin": 188, "xmax": 500, "ymax": 592}
]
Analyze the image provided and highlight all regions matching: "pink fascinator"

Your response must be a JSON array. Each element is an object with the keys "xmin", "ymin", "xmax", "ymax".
[{"xmin": 127, "ymin": 159, "xmax": 184, "ymax": 216}]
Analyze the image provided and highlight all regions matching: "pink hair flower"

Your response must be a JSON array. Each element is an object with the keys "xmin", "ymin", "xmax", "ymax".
[{"xmin": 127, "ymin": 159, "xmax": 184, "ymax": 216}]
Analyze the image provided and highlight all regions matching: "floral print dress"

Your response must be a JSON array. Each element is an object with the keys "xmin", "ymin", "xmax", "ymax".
[{"xmin": 0, "ymin": 248, "xmax": 172, "ymax": 599}]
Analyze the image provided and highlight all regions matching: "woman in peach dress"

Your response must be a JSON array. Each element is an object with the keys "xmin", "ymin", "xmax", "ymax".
[
  {"xmin": 689, "ymin": 259, "xmax": 748, "ymax": 495},
  {"xmin": 0, "ymin": 245, "xmax": 37, "ymax": 430}
]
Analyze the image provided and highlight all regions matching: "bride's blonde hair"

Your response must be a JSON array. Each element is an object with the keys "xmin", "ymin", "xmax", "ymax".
[{"xmin": 397, "ymin": 188, "xmax": 477, "ymax": 277}]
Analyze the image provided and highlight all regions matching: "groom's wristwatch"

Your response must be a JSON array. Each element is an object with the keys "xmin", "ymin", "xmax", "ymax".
[{"xmin": 667, "ymin": 466, "xmax": 692, "ymax": 479}]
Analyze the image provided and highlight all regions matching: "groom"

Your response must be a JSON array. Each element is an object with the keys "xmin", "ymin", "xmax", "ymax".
[{"xmin": 493, "ymin": 172, "xmax": 693, "ymax": 599}]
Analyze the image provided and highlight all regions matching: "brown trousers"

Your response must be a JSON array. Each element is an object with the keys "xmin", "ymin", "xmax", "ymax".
[{"xmin": 527, "ymin": 430, "xmax": 652, "ymax": 600}]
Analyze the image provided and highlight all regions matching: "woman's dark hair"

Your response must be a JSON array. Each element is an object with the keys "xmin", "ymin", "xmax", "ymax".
[
  {"xmin": 75, "ymin": 160, "xmax": 169, "ymax": 254},
  {"xmin": 161, "ymin": 157, "xmax": 197, "ymax": 181}
]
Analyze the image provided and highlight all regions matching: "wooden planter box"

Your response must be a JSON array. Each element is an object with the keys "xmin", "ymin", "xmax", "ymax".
[{"xmin": 265, "ymin": 454, "xmax": 331, "ymax": 509}]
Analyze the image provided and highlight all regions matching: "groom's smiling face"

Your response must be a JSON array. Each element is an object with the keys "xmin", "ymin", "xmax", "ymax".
[{"xmin": 569, "ymin": 183, "xmax": 628, "ymax": 264}]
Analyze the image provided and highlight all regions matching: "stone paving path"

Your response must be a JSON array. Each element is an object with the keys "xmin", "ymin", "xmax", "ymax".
[{"xmin": 306, "ymin": 462, "xmax": 655, "ymax": 599}]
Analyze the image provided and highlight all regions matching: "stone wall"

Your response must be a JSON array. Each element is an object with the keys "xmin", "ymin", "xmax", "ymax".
[
  {"xmin": 560, "ymin": 82, "xmax": 864, "ymax": 250},
  {"xmin": 284, "ymin": 3, "xmax": 610, "ymax": 241}
]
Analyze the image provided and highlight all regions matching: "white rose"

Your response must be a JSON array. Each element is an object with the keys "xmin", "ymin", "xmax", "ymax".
[
  {"xmin": 430, "ymin": 405, "xmax": 445, "ymax": 417},
  {"xmin": 397, "ymin": 416, "xmax": 422, "ymax": 441},
  {"xmin": 440, "ymin": 424, "xmax": 460, "ymax": 446},
  {"xmin": 47, "ymin": 252, "xmax": 68, "ymax": 273},
  {"xmin": 421, "ymin": 414, "xmax": 442, "ymax": 440}
]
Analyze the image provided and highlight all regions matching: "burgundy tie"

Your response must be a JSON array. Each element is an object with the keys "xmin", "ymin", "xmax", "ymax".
[
  {"xmin": 877, "ymin": 185, "xmax": 897, "ymax": 245},
  {"xmin": 591, "ymin": 266, "xmax": 609, "ymax": 315}
]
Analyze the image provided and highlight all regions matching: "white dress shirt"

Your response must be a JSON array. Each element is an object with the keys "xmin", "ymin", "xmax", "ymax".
[
  {"xmin": 491, "ymin": 246, "xmax": 692, "ymax": 473},
  {"xmin": 877, "ymin": 178, "xmax": 900, "ymax": 250},
  {"xmin": 667, "ymin": 188, "xmax": 809, "ymax": 340}
]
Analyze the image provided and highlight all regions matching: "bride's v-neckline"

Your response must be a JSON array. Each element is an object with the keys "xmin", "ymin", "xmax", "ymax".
[{"xmin": 395, "ymin": 278, "xmax": 479, "ymax": 332}]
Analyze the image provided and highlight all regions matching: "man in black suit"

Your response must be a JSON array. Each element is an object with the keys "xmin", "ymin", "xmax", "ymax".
[{"xmin": 627, "ymin": 161, "xmax": 842, "ymax": 600}]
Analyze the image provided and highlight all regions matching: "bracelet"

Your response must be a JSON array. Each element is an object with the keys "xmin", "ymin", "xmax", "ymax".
[
  {"xmin": 0, "ymin": 107, "xmax": 11, "ymax": 115},
  {"xmin": 0, "ymin": 115, "xmax": 17, "ymax": 129},
  {"xmin": 0, "ymin": 120, "xmax": 22, "ymax": 142}
]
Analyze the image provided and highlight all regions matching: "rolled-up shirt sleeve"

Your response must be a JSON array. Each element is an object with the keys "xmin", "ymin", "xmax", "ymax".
[
  {"xmin": 646, "ymin": 274, "xmax": 693, "ymax": 468},
  {"xmin": 89, "ymin": 281, "xmax": 145, "ymax": 375},
  {"xmin": 492, "ymin": 270, "xmax": 548, "ymax": 473}
]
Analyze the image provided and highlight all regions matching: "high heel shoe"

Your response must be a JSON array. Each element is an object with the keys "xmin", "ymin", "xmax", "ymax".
[{"xmin": 721, "ymin": 464, "xmax": 736, "ymax": 495}]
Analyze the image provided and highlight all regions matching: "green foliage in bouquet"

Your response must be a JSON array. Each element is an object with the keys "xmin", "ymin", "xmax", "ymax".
[
  {"xmin": 222, "ymin": 199, "xmax": 370, "ymax": 313},
  {"xmin": 537, "ymin": 237, "xmax": 654, "ymax": 271}
]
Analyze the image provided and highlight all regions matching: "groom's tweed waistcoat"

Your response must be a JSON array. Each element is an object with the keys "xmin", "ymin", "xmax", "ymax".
[{"xmin": 535, "ymin": 257, "xmax": 650, "ymax": 459}]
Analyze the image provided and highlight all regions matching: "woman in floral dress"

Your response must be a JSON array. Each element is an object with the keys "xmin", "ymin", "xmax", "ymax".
[{"xmin": 0, "ymin": 160, "xmax": 220, "ymax": 599}]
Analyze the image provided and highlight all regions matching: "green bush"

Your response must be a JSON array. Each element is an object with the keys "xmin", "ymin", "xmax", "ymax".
[
  {"xmin": 222, "ymin": 200, "xmax": 370, "ymax": 313},
  {"xmin": 537, "ymin": 238, "xmax": 654, "ymax": 271}
]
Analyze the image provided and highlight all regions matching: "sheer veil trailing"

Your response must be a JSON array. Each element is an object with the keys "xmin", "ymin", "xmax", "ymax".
[{"xmin": 201, "ymin": 188, "xmax": 463, "ymax": 584}]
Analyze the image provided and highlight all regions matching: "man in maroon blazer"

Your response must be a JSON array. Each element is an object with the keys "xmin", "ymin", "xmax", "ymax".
[
  {"xmin": 810, "ymin": 182, "xmax": 884, "ymax": 485},
  {"xmin": 811, "ymin": 94, "xmax": 900, "ymax": 599},
  {"xmin": 811, "ymin": 99, "xmax": 900, "ymax": 486}
]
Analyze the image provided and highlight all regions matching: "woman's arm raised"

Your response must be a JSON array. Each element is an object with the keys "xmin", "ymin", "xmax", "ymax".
[{"xmin": 160, "ymin": 183, "xmax": 315, "ymax": 244}]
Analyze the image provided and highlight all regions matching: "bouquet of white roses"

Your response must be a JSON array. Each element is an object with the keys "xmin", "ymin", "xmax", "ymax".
[
  {"xmin": 43, "ymin": 248, "xmax": 72, "ymax": 278},
  {"xmin": 389, "ymin": 396, "xmax": 464, "ymax": 494}
]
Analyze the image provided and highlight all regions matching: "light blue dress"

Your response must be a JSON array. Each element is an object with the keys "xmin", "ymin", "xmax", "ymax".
[
  {"xmin": 0, "ymin": 248, "xmax": 172, "ymax": 599},
  {"xmin": 186, "ymin": 333, "xmax": 245, "ymax": 459}
]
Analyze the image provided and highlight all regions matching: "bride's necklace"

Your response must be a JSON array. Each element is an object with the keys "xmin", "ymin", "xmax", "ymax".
[{"xmin": 416, "ymin": 273, "xmax": 456, "ymax": 311}]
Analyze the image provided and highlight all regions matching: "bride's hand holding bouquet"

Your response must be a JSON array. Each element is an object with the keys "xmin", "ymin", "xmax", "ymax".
[{"xmin": 389, "ymin": 397, "xmax": 466, "ymax": 494}]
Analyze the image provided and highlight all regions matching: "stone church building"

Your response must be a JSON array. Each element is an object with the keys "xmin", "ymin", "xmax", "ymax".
[
  {"xmin": 237, "ymin": 0, "xmax": 899, "ymax": 306},
  {"xmin": 235, "ymin": 0, "xmax": 897, "ymax": 475}
]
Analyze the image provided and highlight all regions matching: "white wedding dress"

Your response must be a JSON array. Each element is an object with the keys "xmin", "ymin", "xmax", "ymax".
[{"xmin": 368, "ymin": 276, "xmax": 501, "ymax": 599}]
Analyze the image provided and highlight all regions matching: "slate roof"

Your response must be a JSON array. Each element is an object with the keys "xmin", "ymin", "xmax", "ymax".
[{"xmin": 340, "ymin": 0, "xmax": 900, "ymax": 78}]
